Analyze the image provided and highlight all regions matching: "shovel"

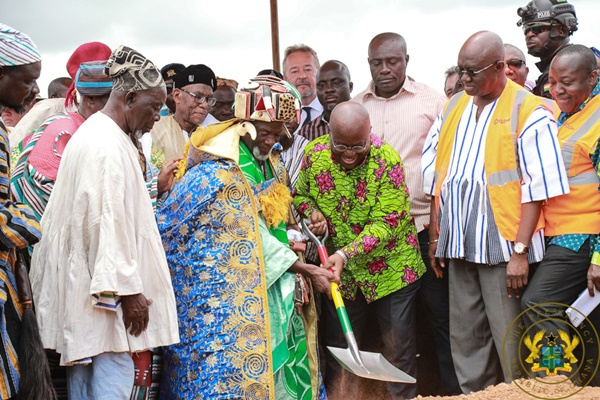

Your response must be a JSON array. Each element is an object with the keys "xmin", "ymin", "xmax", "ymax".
[{"xmin": 300, "ymin": 219, "xmax": 416, "ymax": 383}]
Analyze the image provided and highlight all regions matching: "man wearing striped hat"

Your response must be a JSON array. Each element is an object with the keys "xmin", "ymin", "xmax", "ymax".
[
  {"xmin": 11, "ymin": 60, "xmax": 113, "ymax": 220},
  {"xmin": 9, "ymin": 59, "xmax": 113, "ymax": 400},
  {"xmin": 0, "ymin": 23, "xmax": 43, "ymax": 399},
  {"xmin": 9, "ymin": 41, "xmax": 112, "ymax": 155}
]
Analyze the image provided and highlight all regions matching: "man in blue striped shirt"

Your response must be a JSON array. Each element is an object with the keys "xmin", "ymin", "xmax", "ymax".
[{"xmin": 422, "ymin": 31, "xmax": 568, "ymax": 393}]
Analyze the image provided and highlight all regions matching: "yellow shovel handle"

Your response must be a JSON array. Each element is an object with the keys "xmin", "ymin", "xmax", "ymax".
[{"xmin": 331, "ymin": 282, "xmax": 353, "ymax": 334}]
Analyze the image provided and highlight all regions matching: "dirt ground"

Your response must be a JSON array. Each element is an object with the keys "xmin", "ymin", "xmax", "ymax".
[{"xmin": 415, "ymin": 376, "xmax": 600, "ymax": 400}]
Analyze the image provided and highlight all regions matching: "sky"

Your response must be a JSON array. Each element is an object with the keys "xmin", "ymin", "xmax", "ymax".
[{"xmin": 3, "ymin": 0, "xmax": 600, "ymax": 98}]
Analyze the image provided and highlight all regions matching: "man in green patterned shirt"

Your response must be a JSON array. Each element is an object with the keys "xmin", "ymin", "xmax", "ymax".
[{"xmin": 294, "ymin": 102, "xmax": 425, "ymax": 399}]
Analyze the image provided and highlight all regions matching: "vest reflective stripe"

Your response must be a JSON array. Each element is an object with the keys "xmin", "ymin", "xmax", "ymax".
[
  {"xmin": 487, "ymin": 90, "xmax": 526, "ymax": 189},
  {"xmin": 433, "ymin": 80, "xmax": 548, "ymax": 240},
  {"xmin": 442, "ymin": 93, "xmax": 464, "ymax": 122},
  {"xmin": 568, "ymin": 171, "xmax": 600, "ymax": 186},
  {"xmin": 544, "ymin": 95, "xmax": 600, "ymax": 236},
  {"xmin": 510, "ymin": 90, "xmax": 528, "ymax": 133},
  {"xmin": 561, "ymin": 106, "xmax": 600, "ymax": 171},
  {"xmin": 488, "ymin": 169, "xmax": 521, "ymax": 187},
  {"xmin": 561, "ymin": 144, "xmax": 575, "ymax": 170}
]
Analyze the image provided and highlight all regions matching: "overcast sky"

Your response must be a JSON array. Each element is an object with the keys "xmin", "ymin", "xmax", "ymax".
[{"xmin": 4, "ymin": 0, "xmax": 599, "ymax": 98}]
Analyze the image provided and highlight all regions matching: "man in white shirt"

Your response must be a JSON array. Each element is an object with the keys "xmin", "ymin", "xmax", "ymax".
[
  {"xmin": 30, "ymin": 45, "xmax": 179, "ymax": 399},
  {"xmin": 421, "ymin": 31, "xmax": 568, "ymax": 393}
]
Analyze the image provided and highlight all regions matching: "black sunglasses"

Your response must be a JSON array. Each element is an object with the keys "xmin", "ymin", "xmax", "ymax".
[
  {"xmin": 522, "ymin": 22, "xmax": 552, "ymax": 36},
  {"xmin": 506, "ymin": 59, "xmax": 526, "ymax": 70},
  {"xmin": 455, "ymin": 61, "xmax": 499, "ymax": 79}
]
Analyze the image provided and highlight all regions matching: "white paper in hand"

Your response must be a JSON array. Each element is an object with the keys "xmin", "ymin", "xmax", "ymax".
[{"xmin": 566, "ymin": 287, "xmax": 600, "ymax": 327}]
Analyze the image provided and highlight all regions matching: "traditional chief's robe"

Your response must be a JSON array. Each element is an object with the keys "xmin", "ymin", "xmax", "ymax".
[
  {"xmin": 30, "ymin": 111, "xmax": 179, "ymax": 365},
  {"xmin": 157, "ymin": 120, "xmax": 323, "ymax": 399}
]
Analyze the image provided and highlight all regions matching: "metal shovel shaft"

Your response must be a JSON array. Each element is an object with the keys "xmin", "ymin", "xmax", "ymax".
[
  {"xmin": 300, "ymin": 221, "xmax": 416, "ymax": 383},
  {"xmin": 329, "ymin": 278, "xmax": 415, "ymax": 383}
]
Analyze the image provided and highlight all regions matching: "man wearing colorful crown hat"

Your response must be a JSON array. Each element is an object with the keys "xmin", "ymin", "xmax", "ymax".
[{"xmin": 157, "ymin": 75, "xmax": 334, "ymax": 399}]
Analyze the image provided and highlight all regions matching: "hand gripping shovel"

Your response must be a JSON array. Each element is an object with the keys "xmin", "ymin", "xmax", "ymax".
[{"xmin": 300, "ymin": 220, "xmax": 416, "ymax": 383}]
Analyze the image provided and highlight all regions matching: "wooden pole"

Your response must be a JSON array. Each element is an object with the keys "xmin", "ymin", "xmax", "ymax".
[{"xmin": 270, "ymin": 0, "xmax": 280, "ymax": 72}]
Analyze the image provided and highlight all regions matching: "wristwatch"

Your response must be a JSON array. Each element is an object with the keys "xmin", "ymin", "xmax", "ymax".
[{"xmin": 513, "ymin": 242, "xmax": 529, "ymax": 255}]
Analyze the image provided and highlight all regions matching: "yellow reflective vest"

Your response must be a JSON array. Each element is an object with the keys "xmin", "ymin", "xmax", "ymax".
[
  {"xmin": 434, "ymin": 80, "xmax": 553, "ymax": 241},
  {"xmin": 544, "ymin": 94, "xmax": 600, "ymax": 236}
]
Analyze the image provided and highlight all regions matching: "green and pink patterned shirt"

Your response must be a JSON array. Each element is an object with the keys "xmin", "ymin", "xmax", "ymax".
[{"xmin": 293, "ymin": 134, "xmax": 425, "ymax": 302}]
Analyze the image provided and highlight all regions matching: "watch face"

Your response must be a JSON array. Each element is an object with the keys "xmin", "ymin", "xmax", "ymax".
[{"xmin": 514, "ymin": 243, "xmax": 525, "ymax": 253}]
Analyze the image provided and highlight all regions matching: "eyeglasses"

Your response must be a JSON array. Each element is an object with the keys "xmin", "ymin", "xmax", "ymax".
[
  {"xmin": 180, "ymin": 88, "xmax": 216, "ymax": 106},
  {"xmin": 165, "ymin": 82, "xmax": 173, "ymax": 94},
  {"xmin": 455, "ymin": 61, "xmax": 499, "ymax": 79},
  {"xmin": 506, "ymin": 59, "xmax": 526, "ymax": 71},
  {"xmin": 331, "ymin": 139, "xmax": 369, "ymax": 153},
  {"xmin": 522, "ymin": 22, "xmax": 552, "ymax": 36}
]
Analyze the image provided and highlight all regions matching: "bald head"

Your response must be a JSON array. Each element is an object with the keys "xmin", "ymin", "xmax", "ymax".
[
  {"xmin": 369, "ymin": 32, "xmax": 406, "ymax": 53},
  {"xmin": 318, "ymin": 60, "xmax": 351, "ymax": 81},
  {"xmin": 504, "ymin": 44, "xmax": 525, "ymax": 60},
  {"xmin": 48, "ymin": 77, "xmax": 72, "ymax": 98},
  {"xmin": 460, "ymin": 31, "xmax": 504, "ymax": 64},
  {"xmin": 331, "ymin": 102, "xmax": 369, "ymax": 133},
  {"xmin": 457, "ymin": 31, "xmax": 506, "ymax": 102},
  {"xmin": 504, "ymin": 44, "xmax": 529, "ymax": 87},
  {"xmin": 549, "ymin": 45, "xmax": 599, "ymax": 114},
  {"xmin": 329, "ymin": 102, "xmax": 371, "ymax": 170},
  {"xmin": 552, "ymin": 45, "xmax": 598, "ymax": 76}
]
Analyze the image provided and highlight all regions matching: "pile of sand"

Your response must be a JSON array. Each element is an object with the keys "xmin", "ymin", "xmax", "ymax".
[{"xmin": 415, "ymin": 376, "xmax": 600, "ymax": 400}]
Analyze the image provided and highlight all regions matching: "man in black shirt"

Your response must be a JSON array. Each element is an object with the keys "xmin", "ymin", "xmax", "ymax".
[{"xmin": 516, "ymin": 0, "xmax": 578, "ymax": 98}]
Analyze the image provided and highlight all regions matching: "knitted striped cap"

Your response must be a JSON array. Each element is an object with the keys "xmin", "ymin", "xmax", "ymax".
[
  {"xmin": 75, "ymin": 60, "xmax": 113, "ymax": 97},
  {"xmin": 0, "ymin": 23, "xmax": 41, "ymax": 66}
]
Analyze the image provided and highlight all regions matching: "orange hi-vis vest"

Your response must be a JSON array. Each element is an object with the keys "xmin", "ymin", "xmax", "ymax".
[
  {"xmin": 543, "ymin": 94, "xmax": 600, "ymax": 236},
  {"xmin": 434, "ymin": 79, "xmax": 553, "ymax": 241}
]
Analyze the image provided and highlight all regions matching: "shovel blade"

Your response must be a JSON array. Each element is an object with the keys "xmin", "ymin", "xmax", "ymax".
[{"xmin": 327, "ymin": 346, "xmax": 416, "ymax": 384}]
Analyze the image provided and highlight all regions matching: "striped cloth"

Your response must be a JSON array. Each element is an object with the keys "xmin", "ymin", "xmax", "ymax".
[
  {"xmin": 0, "ymin": 118, "xmax": 42, "ymax": 399},
  {"xmin": 281, "ymin": 134, "xmax": 318, "ymax": 262},
  {"xmin": 144, "ymin": 160, "xmax": 159, "ymax": 213},
  {"xmin": 294, "ymin": 97, "xmax": 323, "ymax": 134},
  {"xmin": 353, "ymin": 79, "xmax": 447, "ymax": 232},
  {"xmin": 130, "ymin": 350, "xmax": 162, "ymax": 400},
  {"xmin": 11, "ymin": 113, "xmax": 83, "ymax": 220},
  {"xmin": 422, "ymin": 98, "xmax": 568, "ymax": 264},
  {"xmin": 75, "ymin": 61, "xmax": 112, "ymax": 96},
  {"xmin": 281, "ymin": 133, "xmax": 308, "ymax": 189},
  {"xmin": 298, "ymin": 113, "xmax": 329, "ymax": 142},
  {"xmin": 0, "ymin": 23, "xmax": 40, "ymax": 66}
]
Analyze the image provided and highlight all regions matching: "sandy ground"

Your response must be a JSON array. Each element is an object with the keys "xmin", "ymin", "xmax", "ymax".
[{"xmin": 415, "ymin": 376, "xmax": 600, "ymax": 400}]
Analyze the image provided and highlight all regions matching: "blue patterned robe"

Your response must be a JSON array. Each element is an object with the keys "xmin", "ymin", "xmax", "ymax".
[{"xmin": 157, "ymin": 147, "xmax": 277, "ymax": 399}]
